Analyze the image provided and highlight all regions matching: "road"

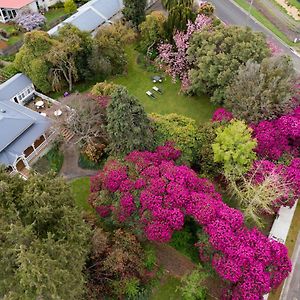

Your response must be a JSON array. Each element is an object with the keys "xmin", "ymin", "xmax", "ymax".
[
  {"xmin": 280, "ymin": 232, "xmax": 300, "ymax": 300},
  {"xmin": 208, "ymin": 0, "xmax": 300, "ymax": 73}
]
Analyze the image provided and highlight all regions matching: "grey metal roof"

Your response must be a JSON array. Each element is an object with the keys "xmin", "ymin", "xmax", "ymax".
[
  {"xmin": 91, "ymin": 0, "xmax": 121, "ymax": 19},
  {"xmin": 70, "ymin": 7, "xmax": 105, "ymax": 32},
  {"xmin": 0, "ymin": 101, "xmax": 51, "ymax": 167},
  {"xmin": 0, "ymin": 73, "xmax": 32, "ymax": 101},
  {"xmin": 48, "ymin": 0, "xmax": 123, "ymax": 35}
]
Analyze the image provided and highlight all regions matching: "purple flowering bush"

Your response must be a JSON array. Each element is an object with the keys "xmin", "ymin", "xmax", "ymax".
[
  {"xmin": 212, "ymin": 108, "xmax": 234, "ymax": 123},
  {"xmin": 15, "ymin": 12, "xmax": 46, "ymax": 32},
  {"xmin": 89, "ymin": 143, "xmax": 291, "ymax": 300},
  {"xmin": 252, "ymin": 106, "xmax": 300, "ymax": 160}
]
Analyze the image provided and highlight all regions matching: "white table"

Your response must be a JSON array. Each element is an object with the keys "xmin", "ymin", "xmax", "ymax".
[
  {"xmin": 35, "ymin": 100, "xmax": 44, "ymax": 108},
  {"xmin": 54, "ymin": 109, "xmax": 62, "ymax": 117}
]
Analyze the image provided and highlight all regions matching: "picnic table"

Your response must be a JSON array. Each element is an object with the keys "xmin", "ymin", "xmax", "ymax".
[{"xmin": 152, "ymin": 75, "xmax": 163, "ymax": 83}]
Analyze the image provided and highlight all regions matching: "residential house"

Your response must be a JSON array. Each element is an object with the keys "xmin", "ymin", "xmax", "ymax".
[
  {"xmin": 0, "ymin": 0, "xmax": 63, "ymax": 23},
  {"xmin": 48, "ymin": 0, "xmax": 158, "ymax": 36},
  {"xmin": 0, "ymin": 73, "xmax": 35, "ymax": 105},
  {"xmin": 0, "ymin": 74, "xmax": 52, "ymax": 177}
]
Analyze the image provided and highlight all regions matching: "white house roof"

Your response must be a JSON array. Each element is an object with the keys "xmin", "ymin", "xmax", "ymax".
[
  {"xmin": 0, "ymin": 73, "xmax": 32, "ymax": 101},
  {"xmin": 48, "ymin": 0, "xmax": 123, "ymax": 36},
  {"xmin": 0, "ymin": 99, "xmax": 51, "ymax": 167}
]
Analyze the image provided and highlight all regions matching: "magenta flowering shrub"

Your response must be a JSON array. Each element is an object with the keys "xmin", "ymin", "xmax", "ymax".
[
  {"xmin": 157, "ymin": 14, "xmax": 212, "ymax": 91},
  {"xmin": 89, "ymin": 143, "xmax": 291, "ymax": 299},
  {"xmin": 15, "ymin": 12, "xmax": 45, "ymax": 31},
  {"xmin": 212, "ymin": 108, "xmax": 233, "ymax": 123},
  {"xmin": 252, "ymin": 106, "xmax": 300, "ymax": 160}
]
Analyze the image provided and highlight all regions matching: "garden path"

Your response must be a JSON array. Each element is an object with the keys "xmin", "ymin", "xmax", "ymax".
[
  {"xmin": 60, "ymin": 143, "xmax": 98, "ymax": 180},
  {"xmin": 153, "ymin": 242, "xmax": 196, "ymax": 277}
]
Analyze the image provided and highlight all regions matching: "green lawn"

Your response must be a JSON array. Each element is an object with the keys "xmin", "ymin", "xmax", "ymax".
[
  {"xmin": 112, "ymin": 47, "xmax": 216, "ymax": 123},
  {"xmin": 51, "ymin": 46, "xmax": 215, "ymax": 124},
  {"xmin": 0, "ymin": 22, "xmax": 17, "ymax": 34},
  {"xmin": 69, "ymin": 177, "xmax": 92, "ymax": 212},
  {"xmin": 150, "ymin": 276, "xmax": 183, "ymax": 300},
  {"xmin": 234, "ymin": 0, "xmax": 293, "ymax": 45},
  {"xmin": 44, "ymin": 8, "xmax": 67, "ymax": 24},
  {"xmin": 287, "ymin": 0, "xmax": 300, "ymax": 10}
]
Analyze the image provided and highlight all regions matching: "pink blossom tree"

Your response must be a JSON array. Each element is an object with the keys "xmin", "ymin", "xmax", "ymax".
[{"xmin": 157, "ymin": 14, "xmax": 212, "ymax": 91}]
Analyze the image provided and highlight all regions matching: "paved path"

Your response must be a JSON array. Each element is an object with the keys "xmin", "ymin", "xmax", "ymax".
[
  {"xmin": 280, "ymin": 232, "xmax": 300, "ymax": 300},
  {"xmin": 208, "ymin": 0, "xmax": 300, "ymax": 72},
  {"xmin": 60, "ymin": 143, "xmax": 98, "ymax": 180}
]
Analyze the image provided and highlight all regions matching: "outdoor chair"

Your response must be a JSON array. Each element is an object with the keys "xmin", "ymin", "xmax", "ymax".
[
  {"xmin": 146, "ymin": 91, "xmax": 156, "ymax": 98},
  {"xmin": 153, "ymin": 86, "xmax": 162, "ymax": 94}
]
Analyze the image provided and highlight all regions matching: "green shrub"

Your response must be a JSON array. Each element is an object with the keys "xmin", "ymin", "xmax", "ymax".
[
  {"xmin": 143, "ymin": 245, "xmax": 157, "ymax": 271},
  {"xmin": 178, "ymin": 268, "xmax": 208, "ymax": 300},
  {"xmin": 169, "ymin": 221, "xmax": 199, "ymax": 263},
  {"xmin": 78, "ymin": 153, "xmax": 106, "ymax": 170},
  {"xmin": 46, "ymin": 141, "xmax": 64, "ymax": 173},
  {"xmin": 151, "ymin": 113, "xmax": 198, "ymax": 165}
]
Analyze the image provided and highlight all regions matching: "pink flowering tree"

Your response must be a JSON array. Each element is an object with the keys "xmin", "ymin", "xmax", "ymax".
[
  {"xmin": 157, "ymin": 14, "xmax": 212, "ymax": 91},
  {"xmin": 267, "ymin": 39, "xmax": 283, "ymax": 56},
  {"xmin": 89, "ymin": 143, "xmax": 291, "ymax": 300},
  {"xmin": 252, "ymin": 106, "xmax": 300, "ymax": 160}
]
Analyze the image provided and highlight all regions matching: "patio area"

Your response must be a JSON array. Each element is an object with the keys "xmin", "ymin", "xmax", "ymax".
[{"xmin": 25, "ymin": 95, "xmax": 70, "ymax": 121}]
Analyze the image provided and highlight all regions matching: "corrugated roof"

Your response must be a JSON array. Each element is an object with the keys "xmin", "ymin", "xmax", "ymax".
[
  {"xmin": 0, "ymin": 0, "xmax": 33, "ymax": 9},
  {"xmin": 91, "ymin": 0, "xmax": 121, "ymax": 19},
  {"xmin": 70, "ymin": 7, "xmax": 105, "ymax": 32},
  {"xmin": 0, "ymin": 73, "xmax": 33, "ymax": 101},
  {"xmin": 48, "ymin": 0, "xmax": 123, "ymax": 35},
  {"xmin": 0, "ymin": 101, "xmax": 51, "ymax": 167},
  {"xmin": 0, "ymin": 108, "xmax": 34, "ymax": 152}
]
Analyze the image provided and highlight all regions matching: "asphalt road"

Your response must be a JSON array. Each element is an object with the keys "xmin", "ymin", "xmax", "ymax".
[{"xmin": 208, "ymin": 0, "xmax": 300, "ymax": 73}]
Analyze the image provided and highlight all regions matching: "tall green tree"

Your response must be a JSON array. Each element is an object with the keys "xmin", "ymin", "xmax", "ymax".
[
  {"xmin": 225, "ymin": 55, "xmax": 296, "ymax": 123},
  {"xmin": 64, "ymin": 0, "xmax": 77, "ymax": 14},
  {"xmin": 107, "ymin": 86, "xmax": 154, "ymax": 156},
  {"xmin": 122, "ymin": 0, "xmax": 147, "ymax": 28},
  {"xmin": 187, "ymin": 25, "xmax": 270, "ymax": 105},
  {"xmin": 161, "ymin": 0, "xmax": 193, "ymax": 11},
  {"xmin": 90, "ymin": 22, "xmax": 135, "ymax": 76},
  {"xmin": 139, "ymin": 11, "xmax": 166, "ymax": 55},
  {"xmin": 14, "ymin": 31, "xmax": 54, "ymax": 92},
  {"xmin": 165, "ymin": 4, "xmax": 195, "ymax": 35},
  {"xmin": 0, "ymin": 170, "xmax": 90, "ymax": 299}
]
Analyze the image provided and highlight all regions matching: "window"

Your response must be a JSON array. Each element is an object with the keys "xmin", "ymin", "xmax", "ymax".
[{"xmin": 13, "ymin": 96, "xmax": 18, "ymax": 104}]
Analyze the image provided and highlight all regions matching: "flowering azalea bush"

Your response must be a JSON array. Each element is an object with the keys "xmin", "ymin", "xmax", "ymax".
[
  {"xmin": 15, "ymin": 12, "xmax": 45, "ymax": 31},
  {"xmin": 212, "ymin": 108, "xmax": 233, "ymax": 123},
  {"xmin": 157, "ymin": 14, "xmax": 212, "ymax": 91},
  {"xmin": 89, "ymin": 143, "xmax": 291, "ymax": 300},
  {"xmin": 252, "ymin": 106, "xmax": 300, "ymax": 160}
]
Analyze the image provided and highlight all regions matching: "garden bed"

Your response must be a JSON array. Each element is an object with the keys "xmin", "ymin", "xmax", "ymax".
[{"xmin": 32, "ymin": 142, "xmax": 64, "ymax": 174}]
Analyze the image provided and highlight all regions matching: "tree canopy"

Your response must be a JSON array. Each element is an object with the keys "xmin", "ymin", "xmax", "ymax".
[
  {"xmin": 107, "ymin": 86, "xmax": 154, "ymax": 156},
  {"xmin": 187, "ymin": 25, "xmax": 270, "ymax": 104},
  {"xmin": 122, "ymin": 0, "xmax": 147, "ymax": 28},
  {"xmin": 225, "ymin": 55, "xmax": 296, "ymax": 123},
  {"xmin": 0, "ymin": 170, "xmax": 90, "ymax": 299}
]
